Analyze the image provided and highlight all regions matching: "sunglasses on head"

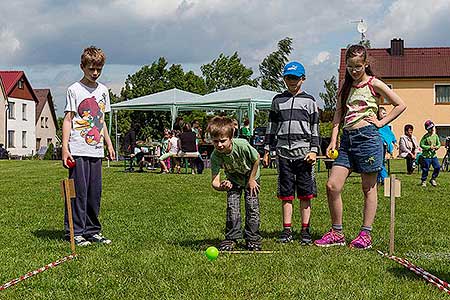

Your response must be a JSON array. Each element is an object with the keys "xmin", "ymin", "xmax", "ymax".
[{"xmin": 285, "ymin": 75, "xmax": 301, "ymax": 80}]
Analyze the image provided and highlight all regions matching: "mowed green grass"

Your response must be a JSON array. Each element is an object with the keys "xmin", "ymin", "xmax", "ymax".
[{"xmin": 1, "ymin": 159, "xmax": 450, "ymax": 299}]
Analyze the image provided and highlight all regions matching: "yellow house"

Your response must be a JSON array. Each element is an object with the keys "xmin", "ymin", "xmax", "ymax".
[{"xmin": 339, "ymin": 39, "xmax": 450, "ymax": 157}]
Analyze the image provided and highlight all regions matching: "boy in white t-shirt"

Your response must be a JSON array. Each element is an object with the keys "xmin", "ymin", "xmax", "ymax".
[{"xmin": 62, "ymin": 46, "xmax": 115, "ymax": 246}]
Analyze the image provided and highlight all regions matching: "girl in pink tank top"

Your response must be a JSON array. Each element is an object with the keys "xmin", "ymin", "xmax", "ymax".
[{"xmin": 315, "ymin": 45, "xmax": 406, "ymax": 250}]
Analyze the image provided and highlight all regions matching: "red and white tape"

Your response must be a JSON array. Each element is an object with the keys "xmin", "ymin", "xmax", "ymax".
[
  {"xmin": 377, "ymin": 250, "xmax": 450, "ymax": 295},
  {"xmin": 0, "ymin": 254, "xmax": 76, "ymax": 291}
]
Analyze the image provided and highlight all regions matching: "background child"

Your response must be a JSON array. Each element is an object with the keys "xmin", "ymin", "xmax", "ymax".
[
  {"xmin": 208, "ymin": 116, "xmax": 262, "ymax": 251},
  {"xmin": 62, "ymin": 46, "xmax": 115, "ymax": 246},
  {"xmin": 159, "ymin": 130, "xmax": 180, "ymax": 173},
  {"xmin": 314, "ymin": 44, "xmax": 406, "ymax": 250},
  {"xmin": 377, "ymin": 107, "xmax": 397, "ymax": 184},
  {"xmin": 263, "ymin": 61, "xmax": 319, "ymax": 245},
  {"xmin": 420, "ymin": 120, "xmax": 441, "ymax": 187},
  {"xmin": 399, "ymin": 124, "xmax": 420, "ymax": 174}
]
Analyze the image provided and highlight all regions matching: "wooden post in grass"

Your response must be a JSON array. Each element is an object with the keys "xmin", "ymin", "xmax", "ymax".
[
  {"xmin": 61, "ymin": 179, "xmax": 76, "ymax": 254},
  {"xmin": 384, "ymin": 175, "xmax": 401, "ymax": 256}
]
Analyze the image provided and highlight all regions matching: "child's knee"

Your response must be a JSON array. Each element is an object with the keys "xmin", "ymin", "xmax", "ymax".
[{"xmin": 326, "ymin": 180, "xmax": 342, "ymax": 194}]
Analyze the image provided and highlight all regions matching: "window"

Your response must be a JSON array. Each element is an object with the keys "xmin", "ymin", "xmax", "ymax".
[
  {"xmin": 18, "ymin": 79, "xmax": 24, "ymax": 89},
  {"xmin": 36, "ymin": 138, "xmax": 41, "ymax": 150},
  {"xmin": 8, "ymin": 102, "xmax": 15, "ymax": 119},
  {"xmin": 435, "ymin": 85, "xmax": 450, "ymax": 104},
  {"xmin": 47, "ymin": 138, "xmax": 52, "ymax": 146},
  {"xmin": 45, "ymin": 117, "xmax": 49, "ymax": 128},
  {"xmin": 41, "ymin": 117, "xmax": 45, "ymax": 128},
  {"xmin": 22, "ymin": 104, "xmax": 27, "ymax": 120},
  {"xmin": 22, "ymin": 131, "xmax": 27, "ymax": 148},
  {"xmin": 435, "ymin": 125, "xmax": 450, "ymax": 144},
  {"xmin": 8, "ymin": 131, "xmax": 15, "ymax": 148}
]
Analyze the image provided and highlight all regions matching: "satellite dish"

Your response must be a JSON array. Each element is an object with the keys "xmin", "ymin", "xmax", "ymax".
[{"xmin": 357, "ymin": 20, "xmax": 367, "ymax": 33}]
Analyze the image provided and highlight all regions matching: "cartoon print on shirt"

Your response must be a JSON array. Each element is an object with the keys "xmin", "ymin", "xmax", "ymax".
[{"xmin": 74, "ymin": 95, "xmax": 105, "ymax": 146}]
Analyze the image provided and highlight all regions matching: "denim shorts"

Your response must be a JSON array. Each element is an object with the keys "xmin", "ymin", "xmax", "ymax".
[{"xmin": 334, "ymin": 124, "xmax": 383, "ymax": 173}]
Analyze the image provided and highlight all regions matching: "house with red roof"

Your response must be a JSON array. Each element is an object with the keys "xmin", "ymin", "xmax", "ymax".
[
  {"xmin": 339, "ymin": 39, "xmax": 450, "ymax": 157},
  {"xmin": 34, "ymin": 89, "xmax": 59, "ymax": 151},
  {"xmin": 0, "ymin": 77, "xmax": 7, "ymax": 147},
  {"xmin": 0, "ymin": 71, "xmax": 39, "ymax": 156}
]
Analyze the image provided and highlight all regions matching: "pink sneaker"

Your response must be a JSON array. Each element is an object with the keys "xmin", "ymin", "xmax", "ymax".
[
  {"xmin": 349, "ymin": 231, "xmax": 372, "ymax": 250},
  {"xmin": 314, "ymin": 229, "xmax": 346, "ymax": 247}
]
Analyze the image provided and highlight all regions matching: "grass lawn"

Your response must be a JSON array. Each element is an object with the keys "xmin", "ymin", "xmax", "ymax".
[{"xmin": 1, "ymin": 159, "xmax": 450, "ymax": 299}]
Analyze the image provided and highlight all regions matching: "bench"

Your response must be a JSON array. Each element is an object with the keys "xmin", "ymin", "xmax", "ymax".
[{"xmin": 172, "ymin": 152, "xmax": 200, "ymax": 174}]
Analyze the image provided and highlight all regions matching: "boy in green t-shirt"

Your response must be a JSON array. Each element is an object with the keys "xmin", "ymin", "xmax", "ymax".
[
  {"xmin": 208, "ymin": 116, "xmax": 262, "ymax": 251},
  {"xmin": 420, "ymin": 120, "xmax": 441, "ymax": 187}
]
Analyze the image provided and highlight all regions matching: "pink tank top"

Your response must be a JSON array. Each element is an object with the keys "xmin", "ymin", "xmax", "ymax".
[{"xmin": 344, "ymin": 76, "xmax": 380, "ymax": 128}]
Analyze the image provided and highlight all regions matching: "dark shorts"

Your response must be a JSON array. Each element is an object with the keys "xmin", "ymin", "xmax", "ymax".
[
  {"xmin": 277, "ymin": 157, "xmax": 316, "ymax": 201},
  {"xmin": 334, "ymin": 124, "xmax": 383, "ymax": 173}
]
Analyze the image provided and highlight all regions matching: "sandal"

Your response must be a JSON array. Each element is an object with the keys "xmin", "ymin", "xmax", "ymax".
[{"xmin": 217, "ymin": 240, "xmax": 236, "ymax": 251}]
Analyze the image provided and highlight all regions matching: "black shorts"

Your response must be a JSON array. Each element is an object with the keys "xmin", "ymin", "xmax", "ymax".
[{"xmin": 277, "ymin": 157, "xmax": 317, "ymax": 201}]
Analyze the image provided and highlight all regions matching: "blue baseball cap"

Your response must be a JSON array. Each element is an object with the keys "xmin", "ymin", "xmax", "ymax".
[{"xmin": 283, "ymin": 61, "xmax": 306, "ymax": 77}]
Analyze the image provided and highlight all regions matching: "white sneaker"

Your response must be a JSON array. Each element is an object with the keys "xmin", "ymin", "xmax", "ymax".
[
  {"xmin": 421, "ymin": 181, "xmax": 427, "ymax": 187},
  {"xmin": 430, "ymin": 179, "xmax": 437, "ymax": 187},
  {"xmin": 88, "ymin": 233, "xmax": 112, "ymax": 244},
  {"xmin": 74, "ymin": 236, "xmax": 91, "ymax": 246}
]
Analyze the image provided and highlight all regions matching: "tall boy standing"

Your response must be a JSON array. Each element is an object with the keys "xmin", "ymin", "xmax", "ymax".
[
  {"xmin": 62, "ymin": 46, "xmax": 115, "ymax": 246},
  {"xmin": 208, "ymin": 116, "xmax": 262, "ymax": 251},
  {"xmin": 263, "ymin": 61, "xmax": 319, "ymax": 245}
]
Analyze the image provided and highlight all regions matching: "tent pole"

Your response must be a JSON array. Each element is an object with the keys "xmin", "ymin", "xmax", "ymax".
[
  {"xmin": 248, "ymin": 102, "xmax": 256, "ymax": 135},
  {"xmin": 115, "ymin": 111, "xmax": 118, "ymax": 161}
]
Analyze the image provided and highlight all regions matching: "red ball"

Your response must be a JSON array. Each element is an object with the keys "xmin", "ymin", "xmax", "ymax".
[{"xmin": 66, "ymin": 159, "xmax": 76, "ymax": 169}]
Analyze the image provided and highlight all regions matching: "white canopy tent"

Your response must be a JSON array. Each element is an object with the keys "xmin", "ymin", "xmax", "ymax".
[{"xmin": 109, "ymin": 85, "xmax": 277, "ymax": 156}]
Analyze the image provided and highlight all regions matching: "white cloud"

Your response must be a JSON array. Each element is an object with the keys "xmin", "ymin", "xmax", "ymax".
[
  {"xmin": 372, "ymin": 0, "xmax": 450, "ymax": 46},
  {"xmin": 312, "ymin": 51, "xmax": 331, "ymax": 65},
  {"xmin": 0, "ymin": 27, "xmax": 21, "ymax": 61}
]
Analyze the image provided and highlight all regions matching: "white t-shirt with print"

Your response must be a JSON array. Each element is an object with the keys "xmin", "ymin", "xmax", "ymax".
[
  {"xmin": 169, "ymin": 136, "xmax": 179, "ymax": 154},
  {"xmin": 64, "ymin": 81, "xmax": 111, "ymax": 158}
]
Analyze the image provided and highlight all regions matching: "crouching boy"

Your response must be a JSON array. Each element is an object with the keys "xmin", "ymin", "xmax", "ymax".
[{"xmin": 207, "ymin": 116, "xmax": 262, "ymax": 251}]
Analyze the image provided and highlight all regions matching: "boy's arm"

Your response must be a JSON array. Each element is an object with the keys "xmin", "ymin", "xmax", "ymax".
[
  {"xmin": 263, "ymin": 99, "xmax": 279, "ymax": 166},
  {"xmin": 247, "ymin": 154, "xmax": 261, "ymax": 196},
  {"xmin": 62, "ymin": 112, "xmax": 74, "ymax": 167},
  {"xmin": 305, "ymin": 99, "xmax": 319, "ymax": 164},
  {"xmin": 420, "ymin": 136, "xmax": 430, "ymax": 150},
  {"xmin": 103, "ymin": 122, "xmax": 116, "ymax": 160},
  {"xmin": 211, "ymin": 172, "xmax": 232, "ymax": 191}
]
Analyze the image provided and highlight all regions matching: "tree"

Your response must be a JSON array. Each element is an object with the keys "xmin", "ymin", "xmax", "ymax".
[
  {"xmin": 258, "ymin": 37, "xmax": 293, "ymax": 92},
  {"xmin": 114, "ymin": 58, "xmax": 207, "ymax": 147},
  {"xmin": 201, "ymin": 52, "xmax": 257, "ymax": 93},
  {"xmin": 319, "ymin": 75, "xmax": 338, "ymax": 111},
  {"xmin": 359, "ymin": 39, "xmax": 371, "ymax": 48}
]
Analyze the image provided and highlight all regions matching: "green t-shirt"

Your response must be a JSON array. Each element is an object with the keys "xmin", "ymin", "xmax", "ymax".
[
  {"xmin": 420, "ymin": 132, "xmax": 440, "ymax": 158},
  {"xmin": 211, "ymin": 138, "xmax": 260, "ymax": 186}
]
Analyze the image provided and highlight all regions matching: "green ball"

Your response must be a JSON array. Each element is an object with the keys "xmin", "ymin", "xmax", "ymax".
[{"xmin": 205, "ymin": 246, "xmax": 219, "ymax": 261}]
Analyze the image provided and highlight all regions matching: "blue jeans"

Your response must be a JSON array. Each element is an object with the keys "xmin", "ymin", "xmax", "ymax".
[
  {"xmin": 334, "ymin": 125, "xmax": 383, "ymax": 173},
  {"xmin": 421, "ymin": 157, "xmax": 440, "ymax": 181}
]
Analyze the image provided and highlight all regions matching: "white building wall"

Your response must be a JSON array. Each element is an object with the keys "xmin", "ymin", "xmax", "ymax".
[
  {"xmin": 36, "ymin": 101, "xmax": 57, "ymax": 148},
  {"xmin": 6, "ymin": 97, "xmax": 36, "ymax": 156}
]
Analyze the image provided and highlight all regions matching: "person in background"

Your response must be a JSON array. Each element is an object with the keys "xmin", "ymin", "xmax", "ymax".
[
  {"xmin": 377, "ymin": 107, "xmax": 397, "ymax": 184},
  {"xmin": 419, "ymin": 120, "xmax": 441, "ymax": 187},
  {"xmin": 232, "ymin": 119, "xmax": 239, "ymax": 138},
  {"xmin": 0, "ymin": 144, "xmax": 8, "ymax": 159},
  {"xmin": 158, "ymin": 130, "xmax": 180, "ymax": 174},
  {"xmin": 159, "ymin": 129, "xmax": 171, "ymax": 173},
  {"xmin": 240, "ymin": 119, "xmax": 252, "ymax": 141},
  {"xmin": 399, "ymin": 124, "xmax": 420, "ymax": 175},
  {"xmin": 178, "ymin": 123, "xmax": 199, "ymax": 175}
]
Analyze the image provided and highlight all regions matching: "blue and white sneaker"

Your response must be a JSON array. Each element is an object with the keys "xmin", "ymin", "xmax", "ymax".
[{"xmin": 88, "ymin": 233, "xmax": 112, "ymax": 244}]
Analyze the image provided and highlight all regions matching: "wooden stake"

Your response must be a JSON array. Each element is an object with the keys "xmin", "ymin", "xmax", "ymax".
[
  {"xmin": 389, "ymin": 174, "xmax": 396, "ymax": 256},
  {"xmin": 61, "ymin": 179, "xmax": 76, "ymax": 254}
]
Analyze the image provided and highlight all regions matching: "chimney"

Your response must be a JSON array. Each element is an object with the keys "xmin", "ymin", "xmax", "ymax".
[{"xmin": 391, "ymin": 38, "xmax": 404, "ymax": 56}]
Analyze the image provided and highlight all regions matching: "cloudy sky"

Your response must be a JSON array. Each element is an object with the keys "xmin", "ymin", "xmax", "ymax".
[{"xmin": 1, "ymin": 0, "xmax": 450, "ymax": 115}]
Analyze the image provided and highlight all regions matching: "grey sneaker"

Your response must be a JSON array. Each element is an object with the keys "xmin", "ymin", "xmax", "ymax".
[
  {"xmin": 279, "ymin": 228, "xmax": 293, "ymax": 243},
  {"xmin": 88, "ymin": 233, "xmax": 112, "ymax": 244},
  {"xmin": 421, "ymin": 181, "xmax": 427, "ymax": 187},
  {"xmin": 300, "ymin": 227, "xmax": 312, "ymax": 245},
  {"xmin": 74, "ymin": 235, "xmax": 91, "ymax": 246},
  {"xmin": 430, "ymin": 179, "xmax": 437, "ymax": 187}
]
